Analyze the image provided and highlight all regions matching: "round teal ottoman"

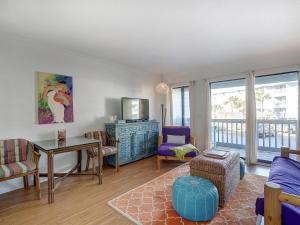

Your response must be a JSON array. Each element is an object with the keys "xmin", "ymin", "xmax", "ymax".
[
  {"xmin": 172, "ymin": 176, "xmax": 218, "ymax": 221},
  {"xmin": 240, "ymin": 159, "xmax": 245, "ymax": 180}
]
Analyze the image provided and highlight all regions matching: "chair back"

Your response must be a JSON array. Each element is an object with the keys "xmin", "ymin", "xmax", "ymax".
[
  {"xmin": 0, "ymin": 139, "xmax": 29, "ymax": 165},
  {"xmin": 84, "ymin": 131, "xmax": 109, "ymax": 146},
  {"xmin": 162, "ymin": 126, "xmax": 191, "ymax": 144}
]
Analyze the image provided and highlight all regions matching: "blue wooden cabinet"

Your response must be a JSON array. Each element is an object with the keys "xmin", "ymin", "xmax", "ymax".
[{"xmin": 105, "ymin": 121, "xmax": 159, "ymax": 166}]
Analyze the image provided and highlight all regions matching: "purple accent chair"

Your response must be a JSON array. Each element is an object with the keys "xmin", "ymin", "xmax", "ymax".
[
  {"xmin": 157, "ymin": 126, "xmax": 197, "ymax": 170},
  {"xmin": 255, "ymin": 147, "xmax": 300, "ymax": 225}
]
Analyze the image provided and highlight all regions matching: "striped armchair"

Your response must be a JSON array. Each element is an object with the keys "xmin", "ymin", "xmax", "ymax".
[
  {"xmin": 0, "ymin": 139, "xmax": 41, "ymax": 199},
  {"xmin": 84, "ymin": 131, "xmax": 119, "ymax": 174}
]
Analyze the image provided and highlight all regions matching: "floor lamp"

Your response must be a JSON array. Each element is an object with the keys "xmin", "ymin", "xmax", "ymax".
[{"xmin": 156, "ymin": 80, "xmax": 169, "ymax": 131}]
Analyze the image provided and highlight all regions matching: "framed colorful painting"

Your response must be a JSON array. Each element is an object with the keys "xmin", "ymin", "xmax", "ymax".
[{"xmin": 37, "ymin": 72, "xmax": 74, "ymax": 124}]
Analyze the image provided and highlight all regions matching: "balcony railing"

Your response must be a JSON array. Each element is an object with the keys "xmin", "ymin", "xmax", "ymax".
[{"xmin": 211, "ymin": 119, "xmax": 297, "ymax": 152}]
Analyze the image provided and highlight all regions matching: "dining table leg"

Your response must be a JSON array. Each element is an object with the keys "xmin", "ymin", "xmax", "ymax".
[
  {"xmin": 33, "ymin": 145, "xmax": 39, "ymax": 186},
  {"xmin": 97, "ymin": 142, "xmax": 102, "ymax": 184},
  {"xmin": 47, "ymin": 152, "xmax": 54, "ymax": 203},
  {"xmin": 77, "ymin": 150, "xmax": 82, "ymax": 172}
]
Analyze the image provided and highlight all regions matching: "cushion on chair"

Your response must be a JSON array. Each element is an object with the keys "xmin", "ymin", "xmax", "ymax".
[
  {"xmin": 102, "ymin": 146, "xmax": 117, "ymax": 156},
  {"xmin": 0, "ymin": 139, "xmax": 29, "ymax": 165},
  {"xmin": 0, "ymin": 161, "xmax": 36, "ymax": 178},
  {"xmin": 157, "ymin": 143, "xmax": 197, "ymax": 158},
  {"xmin": 91, "ymin": 146, "xmax": 117, "ymax": 156},
  {"xmin": 167, "ymin": 135, "xmax": 186, "ymax": 144},
  {"xmin": 162, "ymin": 126, "xmax": 191, "ymax": 144}
]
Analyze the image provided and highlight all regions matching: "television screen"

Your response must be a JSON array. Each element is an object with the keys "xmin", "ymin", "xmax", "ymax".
[{"xmin": 122, "ymin": 98, "xmax": 149, "ymax": 121}]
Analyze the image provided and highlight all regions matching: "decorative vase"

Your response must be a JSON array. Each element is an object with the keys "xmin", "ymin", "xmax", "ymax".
[
  {"xmin": 108, "ymin": 115, "xmax": 117, "ymax": 123},
  {"xmin": 58, "ymin": 139, "xmax": 66, "ymax": 147},
  {"xmin": 57, "ymin": 129, "xmax": 66, "ymax": 140}
]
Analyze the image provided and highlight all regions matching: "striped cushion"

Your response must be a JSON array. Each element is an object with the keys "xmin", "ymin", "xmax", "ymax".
[
  {"xmin": 102, "ymin": 146, "xmax": 117, "ymax": 156},
  {"xmin": 90, "ymin": 146, "xmax": 117, "ymax": 156},
  {"xmin": 0, "ymin": 161, "xmax": 36, "ymax": 178},
  {"xmin": 0, "ymin": 139, "xmax": 29, "ymax": 165},
  {"xmin": 85, "ymin": 131, "xmax": 116, "ymax": 156}
]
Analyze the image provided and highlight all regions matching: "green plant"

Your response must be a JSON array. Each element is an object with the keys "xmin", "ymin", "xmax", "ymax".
[{"xmin": 256, "ymin": 88, "xmax": 271, "ymax": 119}]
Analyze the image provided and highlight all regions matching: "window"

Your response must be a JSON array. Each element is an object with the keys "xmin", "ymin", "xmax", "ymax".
[
  {"xmin": 172, "ymin": 86, "xmax": 190, "ymax": 126},
  {"xmin": 255, "ymin": 71, "xmax": 298, "ymax": 162},
  {"xmin": 208, "ymin": 71, "xmax": 299, "ymax": 163},
  {"xmin": 210, "ymin": 78, "xmax": 247, "ymax": 157}
]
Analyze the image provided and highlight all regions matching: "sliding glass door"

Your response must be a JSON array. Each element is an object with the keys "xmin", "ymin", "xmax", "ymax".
[
  {"xmin": 255, "ymin": 72, "xmax": 298, "ymax": 162},
  {"xmin": 210, "ymin": 79, "xmax": 247, "ymax": 158},
  {"xmin": 208, "ymin": 71, "xmax": 298, "ymax": 163}
]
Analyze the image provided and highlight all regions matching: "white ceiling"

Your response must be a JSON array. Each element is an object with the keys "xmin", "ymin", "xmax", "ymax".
[{"xmin": 0, "ymin": 0, "xmax": 300, "ymax": 75}]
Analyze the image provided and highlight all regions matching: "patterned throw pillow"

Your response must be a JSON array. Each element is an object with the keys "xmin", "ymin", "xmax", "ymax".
[
  {"xmin": 167, "ymin": 135, "xmax": 186, "ymax": 144},
  {"xmin": 0, "ymin": 139, "xmax": 29, "ymax": 165}
]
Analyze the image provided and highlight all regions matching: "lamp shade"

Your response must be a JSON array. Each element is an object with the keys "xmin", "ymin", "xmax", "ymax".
[{"xmin": 156, "ymin": 82, "xmax": 169, "ymax": 95}]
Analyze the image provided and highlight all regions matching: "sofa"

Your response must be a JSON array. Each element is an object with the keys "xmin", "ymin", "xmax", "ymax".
[
  {"xmin": 256, "ymin": 147, "xmax": 300, "ymax": 225},
  {"xmin": 0, "ymin": 139, "xmax": 41, "ymax": 199},
  {"xmin": 156, "ymin": 126, "xmax": 196, "ymax": 170}
]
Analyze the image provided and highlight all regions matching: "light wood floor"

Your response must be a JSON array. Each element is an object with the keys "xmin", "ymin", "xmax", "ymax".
[{"xmin": 0, "ymin": 156, "xmax": 270, "ymax": 225}]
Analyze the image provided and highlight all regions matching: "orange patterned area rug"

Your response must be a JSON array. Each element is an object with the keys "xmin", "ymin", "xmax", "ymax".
[{"xmin": 108, "ymin": 163, "xmax": 267, "ymax": 225}]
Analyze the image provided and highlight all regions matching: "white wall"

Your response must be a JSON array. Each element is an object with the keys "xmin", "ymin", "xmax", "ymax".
[{"xmin": 0, "ymin": 32, "xmax": 161, "ymax": 193}]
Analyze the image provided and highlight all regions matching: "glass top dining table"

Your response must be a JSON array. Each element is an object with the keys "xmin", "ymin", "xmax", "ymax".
[
  {"xmin": 33, "ymin": 136, "xmax": 102, "ymax": 204},
  {"xmin": 33, "ymin": 136, "xmax": 101, "ymax": 151}
]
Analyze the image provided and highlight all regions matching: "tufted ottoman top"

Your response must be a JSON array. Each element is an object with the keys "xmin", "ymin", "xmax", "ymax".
[
  {"xmin": 173, "ymin": 176, "xmax": 217, "ymax": 193},
  {"xmin": 172, "ymin": 176, "xmax": 219, "ymax": 221}
]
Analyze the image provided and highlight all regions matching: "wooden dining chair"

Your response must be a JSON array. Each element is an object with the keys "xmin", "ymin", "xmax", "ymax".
[{"xmin": 84, "ymin": 130, "xmax": 119, "ymax": 175}]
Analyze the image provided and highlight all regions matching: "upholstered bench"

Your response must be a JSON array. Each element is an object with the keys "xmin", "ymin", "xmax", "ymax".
[
  {"xmin": 0, "ymin": 139, "xmax": 41, "ymax": 199},
  {"xmin": 190, "ymin": 151, "xmax": 240, "ymax": 207},
  {"xmin": 172, "ymin": 176, "xmax": 218, "ymax": 221}
]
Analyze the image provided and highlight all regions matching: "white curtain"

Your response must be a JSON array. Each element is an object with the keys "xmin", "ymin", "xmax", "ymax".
[
  {"xmin": 246, "ymin": 71, "xmax": 258, "ymax": 165},
  {"xmin": 203, "ymin": 79, "xmax": 211, "ymax": 150},
  {"xmin": 189, "ymin": 80, "xmax": 202, "ymax": 149},
  {"xmin": 165, "ymin": 87, "xmax": 173, "ymax": 126},
  {"xmin": 189, "ymin": 81, "xmax": 197, "ymax": 145},
  {"xmin": 189, "ymin": 80, "xmax": 211, "ymax": 150}
]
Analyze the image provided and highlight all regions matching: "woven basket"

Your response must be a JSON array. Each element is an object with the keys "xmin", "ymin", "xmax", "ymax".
[{"xmin": 190, "ymin": 151, "xmax": 240, "ymax": 207}]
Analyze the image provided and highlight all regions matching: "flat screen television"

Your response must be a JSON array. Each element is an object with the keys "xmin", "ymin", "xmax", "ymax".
[{"xmin": 122, "ymin": 97, "xmax": 149, "ymax": 122}]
